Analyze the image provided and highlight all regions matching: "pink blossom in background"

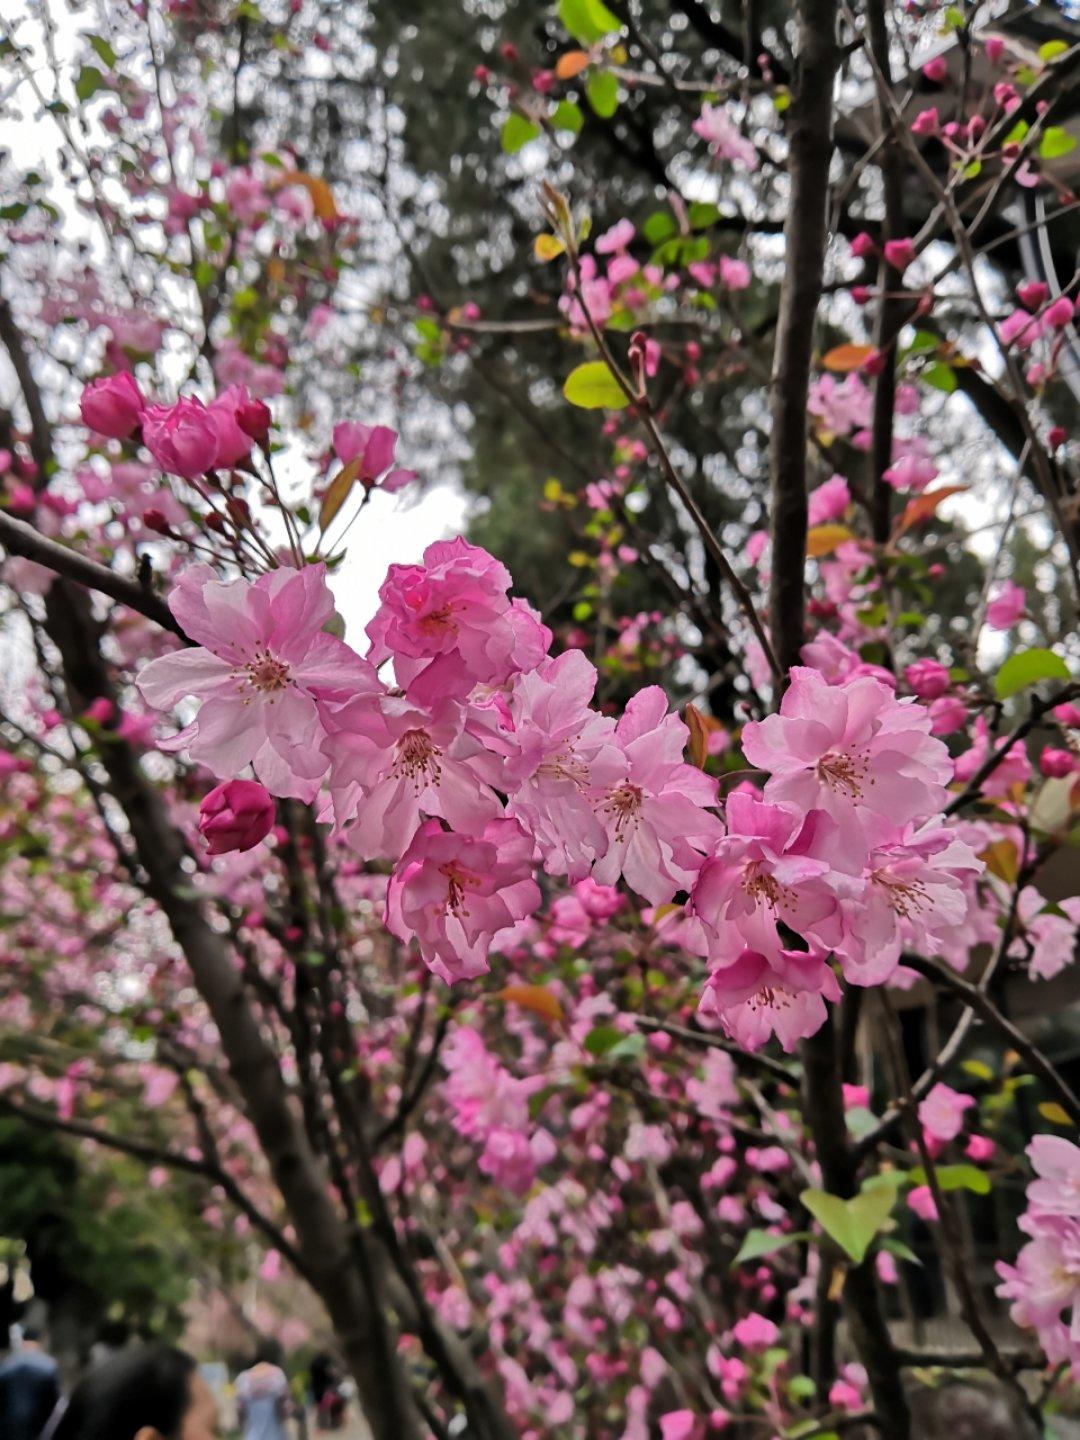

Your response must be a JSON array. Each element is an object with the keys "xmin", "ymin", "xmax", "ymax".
[
  {"xmin": 917, "ymin": 1081, "xmax": 976, "ymax": 1144},
  {"xmin": 986, "ymin": 579, "xmax": 1026, "ymax": 630},
  {"xmin": 692, "ymin": 103, "xmax": 758, "ymax": 169}
]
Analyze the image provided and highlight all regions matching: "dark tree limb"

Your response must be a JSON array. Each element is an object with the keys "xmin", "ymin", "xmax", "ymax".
[{"xmin": 0, "ymin": 508, "xmax": 183, "ymax": 638}]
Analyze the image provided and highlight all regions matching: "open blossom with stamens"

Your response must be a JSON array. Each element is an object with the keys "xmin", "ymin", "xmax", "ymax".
[
  {"xmin": 137, "ymin": 563, "xmax": 376, "ymax": 799},
  {"xmin": 366, "ymin": 538, "xmax": 550, "ymax": 706},
  {"xmin": 698, "ymin": 945, "xmax": 841, "ymax": 1053},
  {"xmin": 322, "ymin": 692, "xmax": 501, "ymax": 860},
  {"xmin": 690, "ymin": 791, "xmax": 841, "ymax": 964},
  {"xmin": 385, "ymin": 818, "xmax": 541, "ymax": 983},
  {"xmin": 741, "ymin": 667, "xmax": 953, "ymax": 869},
  {"xmin": 832, "ymin": 822, "xmax": 981, "ymax": 986},
  {"xmin": 590, "ymin": 688, "xmax": 721, "ymax": 905},
  {"xmin": 482, "ymin": 650, "xmax": 624, "ymax": 880}
]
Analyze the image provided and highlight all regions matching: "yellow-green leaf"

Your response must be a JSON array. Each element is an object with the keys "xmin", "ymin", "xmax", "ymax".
[{"xmin": 563, "ymin": 360, "xmax": 630, "ymax": 410}]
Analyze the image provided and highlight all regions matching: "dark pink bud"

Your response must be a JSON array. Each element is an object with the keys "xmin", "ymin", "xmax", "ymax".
[
  {"xmin": 1017, "ymin": 280, "xmax": 1049, "ymax": 310},
  {"xmin": 1039, "ymin": 747, "xmax": 1077, "ymax": 779},
  {"xmin": 883, "ymin": 237, "xmax": 916, "ymax": 273},
  {"xmin": 198, "ymin": 779, "xmax": 276, "ymax": 855},
  {"xmin": 904, "ymin": 658, "xmax": 950, "ymax": 699},
  {"xmin": 236, "ymin": 398, "xmax": 271, "ymax": 442},
  {"xmin": 1049, "ymin": 425, "xmax": 1067, "ymax": 448},
  {"xmin": 850, "ymin": 231, "xmax": 876, "ymax": 259},
  {"xmin": 922, "ymin": 55, "xmax": 948, "ymax": 83}
]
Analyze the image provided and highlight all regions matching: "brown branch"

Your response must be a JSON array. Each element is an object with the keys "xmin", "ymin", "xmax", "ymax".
[
  {"xmin": 632, "ymin": 1014, "xmax": 799, "ymax": 1085},
  {"xmin": 0, "ymin": 508, "xmax": 183, "ymax": 638},
  {"xmin": 766, "ymin": 0, "xmax": 839, "ymax": 675},
  {"xmin": 944, "ymin": 685, "xmax": 1078, "ymax": 816},
  {"xmin": 903, "ymin": 954, "xmax": 1080, "ymax": 1125}
]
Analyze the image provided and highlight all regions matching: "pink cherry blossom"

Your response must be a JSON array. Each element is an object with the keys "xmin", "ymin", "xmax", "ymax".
[
  {"xmin": 834, "ymin": 823, "xmax": 981, "ymax": 987},
  {"xmin": 322, "ymin": 692, "xmax": 500, "ymax": 860},
  {"xmin": 142, "ymin": 396, "xmax": 221, "ymax": 478},
  {"xmin": 986, "ymin": 579, "xmax": 1026, "ymax": 630},
  {"xmin": 690, "ymin": 791, "xmax": 841, "ymax": 964},
  {"xmin": 484, "ymin": 649, "xmax": 624, "ymax": 880},
  {"xmin": 741, "ymin": 667, "xmax": 953, "ymax": 867},
  {"xmin": 385, "ymin": 818, "xmax": 541, "ymax": 983},
  {"xmin": 693, "ymin": 103, "xmax": 758, "ymax": 170},
  {"xmin": 80, "ymin": 372, "xmax": 145, "ymax": 438},
  {"xmin": 590, "ymin": 687, "xmax": 721, "ymax": 904},
  {"xmin": 917, "ymin": 1081, "xmax": 976, "ymax": 1144},
  {"xmin": 331, "ymin": 422, "xmax": 415, "ymax": 493},
  {"xmin": 366, "ymin": 538, "xmax": 550, "ymax": 706},
  {"xmin": 138, "ymin": 563, "xmax": 376, "ymax": 799},
  {"xmin": 808, "ymin": 475, "xmax": 851, "ymax": 525},
  {"xmin": 207, "ymin": 385, "xmax": 256, "ymax": 468},
  {"xmin": 698, "ymin": 945, "xmax": 841, "ymax": 1052}
]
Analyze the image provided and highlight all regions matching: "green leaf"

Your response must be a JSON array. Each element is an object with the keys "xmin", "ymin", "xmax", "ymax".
[
  {"xmin": 962, "ymin": 1059, "xmax": 994, "ymax": 1081},
  {"xmin": 880, "ymin": 1236, "xmax": 922, "ymax": 1266},
  {"xmin": 801, "ymin": 1182, "xmax": 898, "ymax": 1264},
  {"xmin": 563, "ymin": 360, "xmax": 630, "ymax": 410},
  {"xmin": 922, "ymin": 360, "xmax": 957, "ymax": 392},
  {"xmin": 643, "ymin": 210, "xmax": 676, "ymax": 244},
  {"xmin": 551, "ymin": 99, "xmax": 584, "ymax": 134},
  {"xmin": 607, "ymin": 1033, "xmax": 646, "ymax": 1061},
  {"xmin": 583, "ymin": 1024, "xmax": 623, "ymax": 1055},
  {"xmin": 74, "ymin": 65, "xmax": 106, "ymax": 102},
  {"xmin": 585, "ymin": 70, "xmax": 619, "ymax": 118},
  {"xmin": 87, "ymin": 34, "xmax": 118, "ymax": 68},
  {"xmin": 1004, "ymin": 119, "xmax": 1030, "ymax": 145},
  {"xmin": 908, "ymin": 1163, "xmax": 991, "ymax": 1195},
  {"xmin": 1039, "ymin": 126, "xmax": 1077, "ymax": 160},
  {"xmin": 1039, "ymin": 39, "xmax": 1069, "ymax": 61},
  {"xmin": 733, "ymin": 1229, "xmax": 808, "ymax": 1266},
  {"xmin": 688, "ymin": 201, "xmax": 721, "ymax": 230},
  {"xmin": 994, "ymin": 647, "xmax": 1070, "ymax": 700},
  {"xmin": 558, "ymin": 0, "xmax": 621, "ymax": 44},
  {"xmin": 501, "ymin": 114, "xmax": 541, "ymax": 153}
]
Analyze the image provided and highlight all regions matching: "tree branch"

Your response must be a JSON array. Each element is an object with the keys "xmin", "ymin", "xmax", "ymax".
[{"xmin": 0, "ymin": 508, "xmax": 184, "ymax": 638}]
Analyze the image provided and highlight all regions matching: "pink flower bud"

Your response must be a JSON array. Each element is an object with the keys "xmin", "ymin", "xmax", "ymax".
[
  {"xmin": 984, "ymin": 36, "xmax": 1004, "ymax": 64},
  {"xmin": 851, "ymin": 284, "xmax": 872, "ymax": 305},
  {"xmin": 237, "ymin": 397, "xmax": 272, "ymax": 443},
  {"xmin": 905, "ymin": 658, "xmax": 951, "ymax": 699},
  {"xmin": 883, "ymin": 237, "xmax": 916, "ymax": 273},
  {"xmin": 1045, "ymin": 296, "xmax": 1075, "ymax": 329},
  {"xmin": 1017, "ymin": 280, "xmax": 1049, "ymax": 311},
  {"xmin": 922, "ymin": 55, "xmax": 948, "ymax": 83},
  {"xmin": 850, "ymin": 230, "xmax": 876, "ymax": 259},
  {"xmin": 80, "ymin": 372, "xmax": 145, "ymax": 439},
  {"xmin": 1049, "ymin": 425, "xmax": 1067, "ymax": 448},
  {"xmin": 1039, "ymin": 747, "xmax": 1077, "ymax": 779},
  {"xmin": 142, "ymin": 397, "xmax": 220, "ymax": 478},
  {"xmin": 911, "ymin": 106, "xmax": 940, "ymax": 137},
  {"xmin": 198, "ymin": 779, "xmax": 276, "ymax": 855}
]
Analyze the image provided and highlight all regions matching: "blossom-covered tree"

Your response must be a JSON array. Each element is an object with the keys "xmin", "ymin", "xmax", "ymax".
[{"xmin": 1, "ymin": 2, "xmax": 1079, "ymax": 1439}]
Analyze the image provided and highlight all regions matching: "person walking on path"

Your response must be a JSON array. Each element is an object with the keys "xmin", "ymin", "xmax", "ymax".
[
  {"xmin": 235, "ymin": 1341, "xmax": 291, "ymax": 1440},
  {"xmin": 0, "ymin": 1325, "xmax": 61, "ymax": 1440}
]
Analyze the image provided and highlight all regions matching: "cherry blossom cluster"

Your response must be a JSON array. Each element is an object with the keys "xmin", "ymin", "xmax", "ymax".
[
  {"xmin": 136, "ymin": 538, "xmax": 983, "ymax": 1051},
  {"xmin": 997, "ymin": 1137, "xmax": 1080, "ymax": 1375}
]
